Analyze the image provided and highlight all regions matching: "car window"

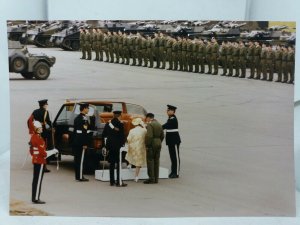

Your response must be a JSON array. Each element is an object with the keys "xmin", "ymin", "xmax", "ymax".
[
  {"xmin": 55, "ymin": 105, "xmax": 74, "ymax": 125},
  {"xmin": 94, "ymin": 103, "xmax": 123, "ymax": 113},
  {"xmin": 126, "ymin": 103, "xmax": 147, "ymax": 116}
]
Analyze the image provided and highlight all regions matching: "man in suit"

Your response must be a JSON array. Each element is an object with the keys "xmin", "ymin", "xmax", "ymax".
[{"xmin": 162, "ymin": 105, "xmax": 181, "ymax": 178}]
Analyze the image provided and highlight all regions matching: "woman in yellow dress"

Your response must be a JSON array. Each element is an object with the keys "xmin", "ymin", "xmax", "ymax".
[{"xmin": 125, "ymin": 118, "xmax": 147, "ymax": 182}]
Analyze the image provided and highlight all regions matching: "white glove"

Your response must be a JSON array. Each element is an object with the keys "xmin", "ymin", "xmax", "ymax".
[{"xmin": 46, "ymin": 149, "xmax": 59, "ymax": 158}]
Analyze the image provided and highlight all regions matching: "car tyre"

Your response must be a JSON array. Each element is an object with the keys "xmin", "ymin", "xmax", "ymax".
[
  {"xmin": 33, "ymin": 62, "xmax": 50, "ymax": 80},
  {"xmin": 12, "ymin": 56, "xmax": 26, "ymax": 72}
]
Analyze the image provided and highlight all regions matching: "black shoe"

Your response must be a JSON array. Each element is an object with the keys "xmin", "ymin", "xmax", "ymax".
[
  {"xmin": 80, "ymin": 57, "xmax": 86, "ymax": 60},
  {"xmin": 77, "ymin": 178, "xmax": 89, "ymax": 182},
  {"xmin": 32, "ymin": 200, "xmax": 46, "ymax": 204},
  {"xmin": 239, "ymin": 76, "xmax": 245, "ymax": 78},
  {"xmin": 169, "ymin": 174, "xmax": 179, "ymax": 179},
  {"xmin": 116, "ymin": 183, "xmax": 127, "ymax": 187},
  {"xmin": 44, "ymin": 168, "xmax": 50, "ymax": 173},
  {"xmin": 143, "ymin": 180, "xmax": 155, "ymax": 184},
  {"xmin": 110, "ymin": 183, "xmax": 116, "ymax": 186}
]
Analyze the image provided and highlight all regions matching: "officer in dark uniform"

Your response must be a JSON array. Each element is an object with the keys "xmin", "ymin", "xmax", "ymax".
[
  {"xmin": 162, "ymin": 105, "xmax": 181, "ymax": 178},
  {"xmin": 31, "ymin": 99, "xmax": 53, "ymax": 172},
  {"xmin": 102, "ymin": 111, "xmax": 127, "ymax": 187},
  {"xmin": 72, "ymin": 103, "xmax": 91, "ymax": 182}
]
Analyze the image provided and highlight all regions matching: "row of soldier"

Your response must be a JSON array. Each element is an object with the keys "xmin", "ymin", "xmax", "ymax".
[{"xmin": 79, "ymin": 28, "xmax": 295, "ymax": 84}]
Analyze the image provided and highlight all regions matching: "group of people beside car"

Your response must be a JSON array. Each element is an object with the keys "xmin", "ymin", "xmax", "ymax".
[{"xmin": 27, "ymin": 100, "xmax": 181, "ymax": 203}]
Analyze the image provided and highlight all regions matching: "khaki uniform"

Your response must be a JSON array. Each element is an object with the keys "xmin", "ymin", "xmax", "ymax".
[
  {"xmin": 182, "ymin": 40, "xmax": 188, "ymax": 71},
  {"xmin": 239, "ymin": 45, "xmax": 247, "ymax": 78},
  {"xmin": 159, "ymin": 36, "xmax": 166, "ymax": 69},
  {"xmin": 247, "ymin": 45, "xmax": 255, "ymax": 78},
  {"xmin": 266, "ymin": 50, "xmax": 274, "ymax": 81},
  {"xmin": 254, "ymin": 45, "xmax": 261, "ymax": 79},
  {"xmin": 220, "ymin": 45, "xmax": 227, "ymax": 75},
  {"xmin": 92, "ymin": 32, "xmax": 99, "ymax": 60},
  {"xmin": 227, "ymin": 45, "xmax": 233, "ymax": 76},
  {"xmin": 206, "ymin": 44, "xmax": 212, "ymax": 74},
  {"xmin": 186, "ymin": 41, "xmax": 194, "ymax": 72},
  {"xmin": 274, "ymin": 49, "xmax": 282, "ymax": 82},
  {"xmin": 80, "ymin": 32, "xmax": 86, "ymax": 59},
  {"xmin": 281, "ymin": 51, "xmax": 288, "ymax": 82},
  {"xmin": 171, "ymin": 40, "xmax": 178, "ymax": 70},
  {"xmin": 166, "ymin": 39, "xmax": 173, "ymax": 70},
  {"xmin": 85, "ymin": 32, "xmax": 92, "ymax": 60},
  {"xmin": 260, "ymin": 48, "xmax": 267, "ymax": 80},
  {"xmin": 198, "ymin": 43, "xmax": 205, "ymax": 73},
  {"xmin": 287, "ymin": 50, "xmax": 295, "ymax": 83},
  {"xmin": 232, "ymin": 46, "xmax": 240, "ymax": 77},
  {"xmin": 211, "ymin": 42, "xmax": 219, "ymax": 75}
]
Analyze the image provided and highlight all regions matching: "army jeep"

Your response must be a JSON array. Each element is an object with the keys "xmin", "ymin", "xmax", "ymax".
[{"xmin": 8, "ymin": 40, "xmax": 56, "ymax": 80}]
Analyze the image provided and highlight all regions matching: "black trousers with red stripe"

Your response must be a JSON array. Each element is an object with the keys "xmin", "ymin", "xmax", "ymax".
[
  {"xmin": 168, "ymin": 144, "xmax": 180, "ymax": 176},
  {"xmin": 32, "ymin": 164, "xmax": 45, "ymax": 202}
]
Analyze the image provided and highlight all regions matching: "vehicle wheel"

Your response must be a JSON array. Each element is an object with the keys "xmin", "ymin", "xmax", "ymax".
[
  {"xmin": 71, "ymin": 41, "xmax": 80, "ymax": 51},
  {"xmin": 12, "ymin": 57, "xmax": 26, "ymax": 72},
  {"xmin": 21, "ymin": 72, "xmax": 34, "ymax": 79},
  {"xmin": 33, "ymin": 62, "xmax": 50, "ymax": 80}
]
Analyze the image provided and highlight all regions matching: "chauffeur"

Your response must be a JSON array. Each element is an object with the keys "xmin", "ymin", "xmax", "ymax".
[
  {"xmin": 72, "ymin": 103, "xmax": 91, "ymax": 182},
  {"xmin": 102, "ymin": 110, "xmax": 127, "ymax": 187},
  {"xmin": 162, "ymin": 105, "xmax": 181, "ymax": 178}
]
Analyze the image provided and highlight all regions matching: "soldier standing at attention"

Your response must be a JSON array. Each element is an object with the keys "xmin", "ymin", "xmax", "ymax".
[
  {"xmin": 274, "ymin": 45, "xmax": 283, "ymax": 82},
  {"xmin": 232, "ymin": 42, "xmax": 240, "ymax": 77},
  {"xmin": 182, "ymin": 37, "xmax": 188, "ymax": 72},
  {"xmin": 30, "ymin": 121, "xmax": 58, "ymax": 204},
  {"xmin": 79, "ymin": 28, "xmax": 86, "ymax": 59},
  {"xmin": 177, "ymin": 36, "xmax": 183, "ymax": 71},
  {"xmin": 141, "ymin": 35, "xmax": 148, "ymax": 67},
  {"xmin": 193, "ymin": 39, "xmax": 200, "ymax": 73},
  {"xmin": 211, "ymin": 37, "xmax": 219, "ymax": 75},
  {"xmin": 159, "ymin": 32, "xmax": 167, "ymax": 69},
  {"xmin": 153, "ymin": 33, "xmax": 160, "ymax": 68},
  {"xmin": 205, "ymin": 40, "xmax": 212, "ymax": 74},
  {"xmin": 162, "ymin": 105, "xmax": 181, "ymax": 179},
  {"xmin": 102, "ymin": 111, "xmax": 127, "ymax": 187},
  {"xmin": 227, "ymin": 42, "xmax": 233, "ymax": 76},
  {"xmin": 220, "ymin": 41, "xmax": 228, "ymax": 76},
  {"xmin": 97, "ymin": 29, "xmax": 104, "ymax": 61},
  {"xmin": 123, "ymin": 33, "xmax": 130, "ymax": 65},
  {"xmin": 198, "ymin": 39, "xmax": 206, "ymax": 73},
  {"xmin": 266, "ymin": 45, "xmax": 275, "ymax": 81},
  {"xmin": 281, "ymin": 46, "xmax": 288, "ymax": 83},
  {"xmin": 166, "ymin": 36, "xmax": 173, "ymax": 70},
  {"xmin": 107, "ymin": 31, "xmax": 114, "ymax": 63},
  {"xmin": 247, "ymin": 41, "xmax": 255, "ymax": 79},
  {"xmin": 287, "ymin": 46, "xmax": 295, "ymax": 84},
  {"xmin": 260, "ymin": 43, "xmax": 267, "ymax": 80},
  {"xmin": 118, "ymin": 31, "xmax": 124, "ymax": 64},
  {"xmin": 253, "ymin": 41, "xmax": 261, "ymax": 79},
  {"xmin": 103, "ymin": 32, "xmax": 109, "ymax": 62},
  {"xmin": 144, "ymin": 113, "xmax": 164, "ymax": 184},
  {"xmin": 92, "ymin": 28, "xmax": 99, "ymax": 61},
  {"xmin": 239, "ymin": 41, "xmax": 247, "ymax": 78},
  {"xmin": 136, "ymin": 32, "xmax": 143, "ymax": 66},
  {"xmin": 85, "ymin": 29, "xmax": 92, "ymax": 60},
  {"xmin": 72, "ymin": 103, "xmax": 91, "ymax": 182},
  {"xmin": 186, "ymin": 38, "xmax": 194, "ymax": 72}
]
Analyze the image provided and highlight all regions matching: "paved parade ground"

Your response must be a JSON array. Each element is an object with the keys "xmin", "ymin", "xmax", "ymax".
[{"xmin": 9, "ymin": 46, "xmax": 295, "ymax": 217}]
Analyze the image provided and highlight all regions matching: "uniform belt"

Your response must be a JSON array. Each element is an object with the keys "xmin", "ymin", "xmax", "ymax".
[
  {"xmin": 33, "ymin": 147, "xmax": 38, "ymax": 150},
  {"xmin": 166, "ymin": 129, "xmax": 179, "ymax": 132},
  {"xmin": 76, "ymin": 130, "xmax": 93, "ymax": 134},
  {"xmin": 33, "ymin": 151, "xmax": 39, "ymax": 155}
]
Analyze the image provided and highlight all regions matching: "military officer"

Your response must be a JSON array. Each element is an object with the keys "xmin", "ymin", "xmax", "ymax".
[
  {"xmin": 260, "ymin": 43, "xmax": 267, "ymax": 80},
  {"xmin": 186, "ymin": 38, "xmax": 194, "ymax": 72},
  {"xmin": 97, "ymin": 29, "xmax": 104, "ymax": 61},
  {"xmin": 85, "ymin": 29, "xmax": 92, "ymax": 60},
  {"xmin": 177, "ymin": 36, "xmax": 183, "ymax": 71},
  {"xmin": 102, "ymin": 111, "xmax": 127, "ymax": 187},
  {"xmin": 144, "ymin": 113, "xmax": 164, "ymax": 184},
  {"xmin": 72, "ymin": 103, "xmax": 91, "ymax": 182},
  {"xmin": 107, "ymin": 31, "xmax": 114, "ymax": 63},
  {"xmin": 198, "ymin": 39, "xmax": 206, "ymax": 73},
  {"xmin": 146, "ymin": 35, "xmax": 154, "ymax": 68},
  {"xmin": 181, "ymin": 37, "xmax": 188, "ymax": 72},
  {"xmin": 253, "ymin": 41, "xmax": 261, "ymax": 79},
  {"xmin": 92, "ymin": 28, "xmax": 99, "ymax": 61},
  {"xmin": 166, "ymin": 36, "xmax": 173, "ymax": 70},
  {"xmin": 153, "ymin": 33, "xmax": 160, "ymax": 68},
  {"xmin": 227, "ymin": 42, "xmax": 234, "ymax": 76},
  {"xmin": 193, "ymin": 39, "xmax": 200, "ymax": 73},
  {"xmin": 103, "ymin": 32, "xmax": 110, "ymax": 62},
  {"xmin": 123, "ymin": 33, "xmax": 130, "ymax": 65},
  {"xmin": 205, "ymin": 40, "xmax": 212, "ymax": 74},
  {"xmin": 30, "ymin": 121, "xmax": 58, "ymax": 204},
  {"xmin": 79, "ymin": 28, "xmax": 86, "ymax": 59},
  {"xmin": 232, "ymin": 42, "xmax": 240, "ymax": 77},
  {"xmin": 281, "ymin": 46, "xmax": 288, "ymax": 83},
  {"xmin": 162, "ymin": 105, "xmax": 181, "ymax": 178},
  {"xmin": 159, "ymin": 32, "xmax": 167, "ymax": 69},
  {"xmin": 118, "ymin": 31, "xmax": 124, "ymax": 64}
]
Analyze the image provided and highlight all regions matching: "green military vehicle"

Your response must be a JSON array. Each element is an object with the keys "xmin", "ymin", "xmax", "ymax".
[{"xmin": 8, "ymin": 40, "xmax": 56, "ymax": 80}]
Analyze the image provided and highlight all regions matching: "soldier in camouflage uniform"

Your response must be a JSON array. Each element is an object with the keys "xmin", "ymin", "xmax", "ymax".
[
  {"xmin": 281, "ymin": 46, "xmax": 288, "ymax": 83},
  {"xmin": 239, "ymin": 41, "xmax": 247, "ymax": 78},
  {"xmin": 171, "ymin": 37, "xmax": 178, "ymax": 71},
  {"xmin": 107, "ymin": 31, "xmax": 114, "ymax": 63},
  {"xmin": 247, "ymin": 41, "xmax": 255, "ymax": 79},
  {"xmin": 146, "ymin": 35, "xmax": 154, "ymax": 68},
  {"xmin": 153, "ymin": 33, "xmax": 160, "ymax": 68},
  {"xmin": 198, "ymin": 39, "xmax": 206, "ymax": 73},
  {"xmin": 92, "ymin": 28, "xmax": 99, "ymax": 61},
  {"xmin": 141, "ymin": 35, "xmax": 148, "ymax": 67},
  {"xmin": 205, "ymin": 40, "xmax": 212, "ymax": 74},
  {"xmin": 136, "ymin": 32, "xmax": 143, "ymax": 66},
  {"xmin": 274, "ymin": 45, "xmax": 282, "ymax": 82},
  {"xmin": 186, "ymin": 38, "xmax": 194, "ymax": 72},
  {"xmin": 220, "ymin": 41, "xmax": 227, "ymax": 76},
  {"xmin": 112, "ymin": 32, "xmax": 118, "ymax": 63},
  {"xmin": 79, "ymin": 28, "xmax": 86, "ymax": 59},
  {"xmin": 177, "ymin": 36, "xmax": 183, "ymax": 71},
  {"xmin": 159, "ymin": 33, "xmax": 166, "ymax": 69},
  {"xmin": 253, "ymin": 41, "xmax": 261, "ymax": 79},
  {"xmin": 97, "ymin": 29, "xmax": 104, "ymax": 61},
  {"xmin": 260, "ymin": 44, "xmax": 267, "ymax": 80},
  {"xmin": 232, "ymin": 42, "xmax": 240, "ymax": 77},
  {"xmin": 193, "ymin": 39, "xmax": 200, "ymax": 73},
  {"xmin": 227, "ymin": 42, "xmax": 234, "ymax": 76},
  {"xmin": 166, "ymin": 36, "xmax": 173, "ymax": 70},
  {"xmin": 118, "ymin": 31, "xmax": 124, "ymax": 64},
  {"xmin": 103, "ymin": 32, "xmax": 110, "ymax": 62},
  {"xmin": 211, "ymin": 37, "xmax": 219, "ymax": 75},
  {"xmin": 265, "ymin": 45, "xmax": 275, "ymax": 81},
  {"xmin": 123, "ymin": 33, "xmax": 130, "ymax": 65},
  {"xmin": 85, "ymin": 29, "xmax": 92, "ymax": 60},
  {"xmin": 181, "ymin": 37, "xmax": 188, "ymax": 71},
  {"xmin": 130, "ymin": 33, "xmax": 137, "ymax": 66},
  {"xmin": 287, "ymin": 46, "xmax": 295, "ymax": 84}
]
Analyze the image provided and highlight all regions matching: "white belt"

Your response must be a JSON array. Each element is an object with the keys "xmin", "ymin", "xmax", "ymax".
[
  {"xmin": 33, "ymin": 147, "xmax": 38, "ymax": 150},
  {"xmin": 76, "ymin": 130, "xmax": 92, "ymax": 134},
  {"xmin": 33, "ymin": 151, "xmax": 39, "ymax": 155},
  {"xmin": 166, "ymin": 129, "xmax": 179, "ymax": 133}
]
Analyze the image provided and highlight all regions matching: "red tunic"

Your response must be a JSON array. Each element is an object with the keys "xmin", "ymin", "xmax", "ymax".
[{"xmin": 29, "ymin": 133, "xmax": 47, "ymax": 164}]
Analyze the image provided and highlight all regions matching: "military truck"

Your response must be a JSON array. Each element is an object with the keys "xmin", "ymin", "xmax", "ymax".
[{"xmin": 8, "ymin": 40, "xmax": 56, "ymax": 80}]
